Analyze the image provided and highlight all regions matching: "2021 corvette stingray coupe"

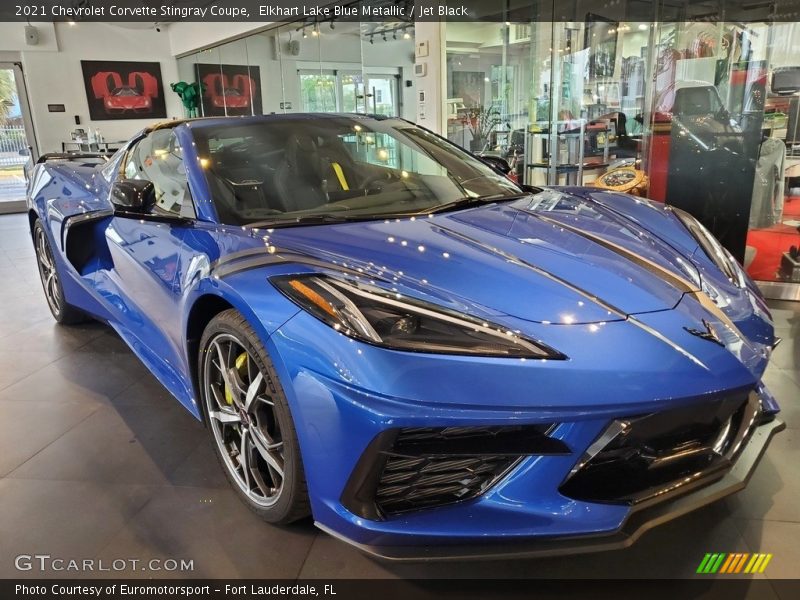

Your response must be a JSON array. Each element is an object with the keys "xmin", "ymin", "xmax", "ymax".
[{"xmin": 27, "ymin": 114, "xmax": 783, "ymax": 560}]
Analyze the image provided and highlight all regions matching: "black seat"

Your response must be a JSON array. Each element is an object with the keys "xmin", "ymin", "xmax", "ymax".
[
  {"xmin": 674, "ymin": 87, "xmax": 713, "ymax": 116},
  {"xmin": 272, "ymin": 133, "xmax": 329, "ymax": 212}
]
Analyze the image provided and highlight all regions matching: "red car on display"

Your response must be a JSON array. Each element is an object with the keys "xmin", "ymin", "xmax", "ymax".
[
  {"xmin": 90, "ymin": 71, "xmax": 159, "ymax": 115},
  {"xmin": 203, "ymin": 72, "xmax": 255, "ymax": 110}
]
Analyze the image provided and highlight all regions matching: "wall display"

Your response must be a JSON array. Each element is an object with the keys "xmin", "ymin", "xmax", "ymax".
[
  {"xmin": 194, "ymin": 63, "xmax": 262, "ymax": 117},
  {"xmin": 584, "ymin": 14, "xmax": 618, "ymax": 79},
  {"xmin": 81, "ymin": 60, "xmax": 166, "ymax": 120}
]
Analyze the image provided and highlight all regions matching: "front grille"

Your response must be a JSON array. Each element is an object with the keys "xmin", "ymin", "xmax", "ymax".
[
  {"xmin": 560, "ymin": 389, "xmax": 760, "ymax": 505},
  {"xmin": 342, "ymin": 425, "xmax": 569, "ymax": 520},
  {"xmin": 376, "ymin": 453, "xmax": 518, "ymax": 514}
]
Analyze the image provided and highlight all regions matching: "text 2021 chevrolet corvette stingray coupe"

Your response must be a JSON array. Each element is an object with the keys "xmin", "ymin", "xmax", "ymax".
[{"xmin": 27, "ymin": 114, "xmax": 783, "ymax": 560}]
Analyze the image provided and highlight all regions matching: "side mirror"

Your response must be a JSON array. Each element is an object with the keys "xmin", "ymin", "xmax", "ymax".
[
  {"xmin": 478, "ymin": 154, "xmax": 512, "ymax": 175},
  {"xmin": 111, "ymin": 179, "xmax": 156, "ymax": 214}
]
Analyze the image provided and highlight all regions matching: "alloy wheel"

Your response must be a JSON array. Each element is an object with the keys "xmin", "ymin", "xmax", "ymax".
[
  {"xmin": 35, "ymin": 226, "xmax": 61, "ymax": 317},
  {"xmin": 203, "ymin": 333, "xmax": 285, "ymax": 507}
]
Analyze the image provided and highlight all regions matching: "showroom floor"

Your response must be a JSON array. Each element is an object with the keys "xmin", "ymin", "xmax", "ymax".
[{"xmin": 0, "ymin": 212, "xmax": 798, "ymax": 587}]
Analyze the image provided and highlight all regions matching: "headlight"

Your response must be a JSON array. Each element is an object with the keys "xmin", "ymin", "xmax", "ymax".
[
  {"xmin": 273, "ymin": 275, "xmax": 565, "ymax": 359},
  {"xmin": 670, "ymin": 207, "xmax": 746, "ymax": 288}
]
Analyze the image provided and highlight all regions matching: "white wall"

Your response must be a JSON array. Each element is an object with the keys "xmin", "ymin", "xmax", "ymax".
[
  {"xmin": 168, "ymin": 21, "xmax": 272, "ymax": 57},
  {"xmin": 414, "ymin": 20, "xmax": 446, "ymax": 133},
  {"xmin": 0, "ymin": 22, "xmax": 59, "ymax": 52},
  {"xmin": 177, "ymin": 26, "xmax": 417, "ymax": 120},
  {"xmin": 3, "ymin": 22, "xmax": 182, "ymax": 154}
]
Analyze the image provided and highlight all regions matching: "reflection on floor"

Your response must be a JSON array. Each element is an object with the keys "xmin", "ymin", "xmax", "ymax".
[
  {"xmin": 0, "ymin": 212, "xmax": 798, "ymax": 586},
  {"xmin": 747, "ymin": 195, "xmax": 800, "ymax": 282}
]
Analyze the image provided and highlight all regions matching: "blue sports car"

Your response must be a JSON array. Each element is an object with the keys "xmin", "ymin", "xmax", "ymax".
[{"xmin": 27, "ymin": 114, "xmax": 783, "ymax": 560}]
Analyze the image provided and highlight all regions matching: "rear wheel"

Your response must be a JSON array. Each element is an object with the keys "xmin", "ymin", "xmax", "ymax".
[
  {"xmin": 33, "ymin": 220, "xmax": 87, "ymax": 325},
  {"xmin": 199, "ymin": 309, "xmax": 310, "ymax": 524}
]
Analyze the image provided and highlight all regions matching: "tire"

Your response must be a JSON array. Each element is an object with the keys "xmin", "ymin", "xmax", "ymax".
[
  {"xmin": 33, "ymin": 219, "xmax": 88, "ymax": 325},
  {"xmin": 199, "ymin": 309, "xmax": 310, "ymax": 524}
]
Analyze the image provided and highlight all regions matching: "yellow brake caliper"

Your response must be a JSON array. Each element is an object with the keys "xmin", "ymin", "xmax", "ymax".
[{"xmin": 225, "ymin": 352, "xmax": 248, "ymax": 405}]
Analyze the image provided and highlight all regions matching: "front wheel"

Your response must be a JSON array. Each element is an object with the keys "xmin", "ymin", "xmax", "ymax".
[
  {"xmin": 33, "ymin": 220, "xmax": 87, "ymax": 325},
  {"xmin": 199, "ymin": 309, "xmax": 310, "ymax": 524}
]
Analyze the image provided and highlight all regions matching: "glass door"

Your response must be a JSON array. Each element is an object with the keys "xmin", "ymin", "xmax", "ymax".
[
  {"xmin": 0, "ymin": 62, "xmax": 36, "ymax": 214},
  {"xmin": 361, "ymin": 72, "xmax": 400, "ymax": 116},
  {"xmin": 298, "ymin": 70, "xmax": 338, "ymax": 112}
]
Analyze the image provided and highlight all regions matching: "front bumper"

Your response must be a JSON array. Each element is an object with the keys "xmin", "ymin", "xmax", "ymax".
[
  {"xmin": 316, "ymin": 417, "xmax": 784, "ymax": 561},
  {"xmin": 267, "ymin": 309, "xmax": 782, "ymax": 559}
]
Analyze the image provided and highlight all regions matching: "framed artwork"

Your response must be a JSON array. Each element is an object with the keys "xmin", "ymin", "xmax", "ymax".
[
  {"xmin": 194, "ymin": 63, "xmax": 262, "ymax": 117},
  {"xmin": 81, "ymin": 60, "xmax": 167, "ymax": 120},
  {"xmin": 584, "ymin": 14, "xmax": 619, "ymax": 79}
]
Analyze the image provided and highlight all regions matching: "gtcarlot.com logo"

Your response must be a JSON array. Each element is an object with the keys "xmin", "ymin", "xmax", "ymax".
[
  {"xmin": 696, "ymin": 552, "xmax": 773, "ymax": 574},
  {"xmin": 15, "ymin": 554, "xmax": 194, "ymax": 572}
]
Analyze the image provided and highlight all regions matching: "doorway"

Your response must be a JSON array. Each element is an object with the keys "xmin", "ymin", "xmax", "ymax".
[
  {"xmin": 298, "ymin": 68, "xmax": 402, "ymax": 117},
  {"xmin": 0, "ymin": 62, "xmax": 37, "ymax": 214}
]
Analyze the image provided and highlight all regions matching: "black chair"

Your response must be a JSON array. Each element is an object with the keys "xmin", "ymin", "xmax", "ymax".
[{"xmin": 272, "ymin": 134, "xmax": 329, "ymax": 212}]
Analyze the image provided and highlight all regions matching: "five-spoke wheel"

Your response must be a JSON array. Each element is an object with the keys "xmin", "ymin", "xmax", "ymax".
[
  {"xmin": 32, "ymin": 220, "xmax": 86, "ymax": 324},
  {"xmin": 200, "ymin": 309, "xmax": 309, "ymax": 523}
]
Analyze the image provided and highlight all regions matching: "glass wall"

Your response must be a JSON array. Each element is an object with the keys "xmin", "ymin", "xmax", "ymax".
[
  {"xmin": 175, "ymin": 19, "xmax": 415, "ymax": 120},
  {"xmin": 445, "ymin": 10, "xmax": 800, "ymax": 289}
]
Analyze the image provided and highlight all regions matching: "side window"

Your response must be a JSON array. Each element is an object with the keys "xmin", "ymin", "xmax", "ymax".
[
  {"xmin": 122, "ymin": 130, "xmax": 194, "ymax": 217},
  {"xmin": 100, "ymin": 148, "xmax": 126, "ymax": 182}
]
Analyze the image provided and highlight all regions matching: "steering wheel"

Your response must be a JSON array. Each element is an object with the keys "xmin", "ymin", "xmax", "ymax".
[{"xmin": 360, "ymin": 172, "xmax": 391, "ymax": 194}]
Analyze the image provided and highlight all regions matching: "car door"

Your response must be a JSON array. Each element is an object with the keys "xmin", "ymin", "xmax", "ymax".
[{"xmin": 96, "ymin": 128, "xmax": 197, "ymax": 400}]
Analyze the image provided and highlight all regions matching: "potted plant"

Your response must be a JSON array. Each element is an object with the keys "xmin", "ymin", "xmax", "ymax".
[{"xmin": 465, "ymin": 104, "xmax": 501, "ymax": 152}]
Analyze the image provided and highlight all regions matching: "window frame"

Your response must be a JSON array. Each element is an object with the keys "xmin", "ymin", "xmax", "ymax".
[{"xmin": 117, "ymin": 129, "xmax": 197, "ymax": 220}]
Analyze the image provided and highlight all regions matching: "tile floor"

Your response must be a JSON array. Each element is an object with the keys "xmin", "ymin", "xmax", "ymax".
[{"xmin": 0, "ymin": 213, "xmax": 797, "ymax": 590}]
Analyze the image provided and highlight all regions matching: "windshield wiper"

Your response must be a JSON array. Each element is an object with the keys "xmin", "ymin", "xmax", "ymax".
[
  {"xmin": 246, "ymin": 214, "xmax": 369, "ymax": 229},
  {"xmin": 421, "ymin": 193, "xmax": 528, "ymax": 216}
]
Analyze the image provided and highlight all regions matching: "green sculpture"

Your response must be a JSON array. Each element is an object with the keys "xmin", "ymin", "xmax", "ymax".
[{"xmin": 171, "ymin": 81, "xmax": 203, "ymax": 118}]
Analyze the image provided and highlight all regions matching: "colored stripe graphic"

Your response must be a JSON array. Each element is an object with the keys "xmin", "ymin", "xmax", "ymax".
[
  {"xmin": 725, "ymin": 553, "xmax": 739, "ymax": 573},
  {"xmin": 734, "ymin": 553, "xmax": 750, "ymax": 573},
  {"xmin": 719, "ymin": 554, "xmax": 736, "ymax": 573},
  {"xmin": 709, "ymin": 553, "xmax": 726, "ymax": 573},
  {"xmin": 759, "ymin": 554, "xmax": 773, "ymax": 573},
  {"xmin": 744, "ymin": 554, "xmax": 760, "ymax": 573},
  {"xmin": 697, "ymin": 554, "xmax": 713, "ymax": 573},
  {"xmin": 699, "ymin": 553, "xmax": 773, "ymax": 574}
]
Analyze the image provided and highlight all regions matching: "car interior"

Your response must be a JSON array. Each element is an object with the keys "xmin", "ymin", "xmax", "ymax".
[
  {"xmin": 192, "ymin": 119, "xmax": 518, "ymax": 226},
  {"xmin": 124, "ymin": 129, "xmax": 192, "ymax": 216}
]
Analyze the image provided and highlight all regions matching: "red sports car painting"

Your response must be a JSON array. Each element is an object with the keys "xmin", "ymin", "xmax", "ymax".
[
  {"xmin": 82, "ymin": 61, "xmax": 167, "ymax": 120},
  {"xmin": 195, "ymin": 63, "xmax": 262, "ymax": 116},
  {"xmin": 203, "ymin": 72, "xmax": 255, "ymax": 110}
]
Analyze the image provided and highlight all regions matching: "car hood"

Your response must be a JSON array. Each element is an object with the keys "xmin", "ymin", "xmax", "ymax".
[{"xmin": 257, "ymin": 189, "xmax": 703, "ymax": 325}]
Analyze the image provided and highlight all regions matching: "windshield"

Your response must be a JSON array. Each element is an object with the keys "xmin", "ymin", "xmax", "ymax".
[{"xmin": 190, "ymin": 116, "xmax": 522, "ymax": 226}]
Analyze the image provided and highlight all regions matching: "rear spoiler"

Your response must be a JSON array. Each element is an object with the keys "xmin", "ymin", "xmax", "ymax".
[{"xmin": 36, "ymin": 152, "xmax": 110, "ymax": 164}]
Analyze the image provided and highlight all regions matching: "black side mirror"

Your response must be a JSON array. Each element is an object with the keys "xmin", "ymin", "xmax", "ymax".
[
  {"xmin": 111, "ymin": 179, "xmax": 156, "ymax": 214},
  {"xmin": 478, "ymin": 154, "xmax": 512, "ymax": 175}
]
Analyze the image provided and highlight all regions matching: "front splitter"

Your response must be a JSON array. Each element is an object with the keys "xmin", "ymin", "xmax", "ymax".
[{"xmin": 315, "ymin": 418, "xmax": 785, "ymax": 562}]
